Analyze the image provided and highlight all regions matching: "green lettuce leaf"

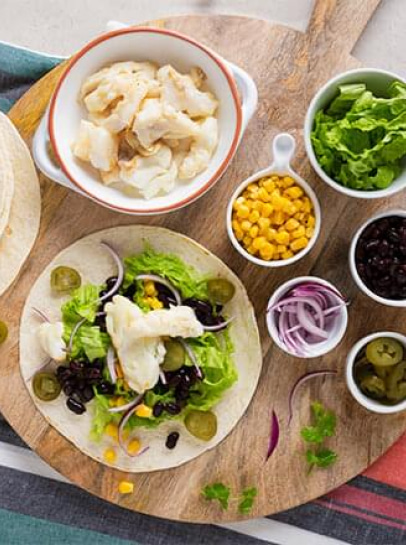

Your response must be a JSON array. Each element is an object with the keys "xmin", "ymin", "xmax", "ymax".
[
  {"xmin": 90, "ymin": 393, "xmax": 121, "ymax": 442},
  {"xmin": 62, "ymin": 284, "xmax": 101, "ymax": 324},
  {"xmin": 311, "ymin": 79, "xmax": 406, "ymax": 190},
  {"xmin": 123, "ymin": 245, "xmax": 209, "ymax": 300}
]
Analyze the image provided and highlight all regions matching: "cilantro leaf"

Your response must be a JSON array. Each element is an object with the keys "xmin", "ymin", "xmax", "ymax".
[
  {"xmin": 301, "ymin": 401, "xmax": 336, "ymax": 444},
  {"xmin": 238, "ymin": 487, "xmax": 258, "ymax": 514},
  {"xmin": 306, "ymin": 448, "xmax": 338, "ymax": 470},
  {"xmin": 202, "ymin": 483, "xmax": 230, "ymax": 510}
]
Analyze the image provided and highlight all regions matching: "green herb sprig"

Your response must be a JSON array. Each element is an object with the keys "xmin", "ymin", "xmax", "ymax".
[
  {"xmin": 202, "ymin": 483, "xmax": 258, "ymax": 514},
  {"xmin": 301, "ymin": 401, "xmax": 338, "ymax": 472}
]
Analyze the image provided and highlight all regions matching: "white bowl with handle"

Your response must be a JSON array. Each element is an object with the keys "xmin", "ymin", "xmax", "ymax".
[{"xmin": 32, "ymin": 26, "xmax": 258, "ymax": 215}]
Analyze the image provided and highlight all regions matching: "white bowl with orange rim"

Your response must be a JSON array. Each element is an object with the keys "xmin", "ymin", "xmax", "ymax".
[{"xmin": 32, "ymin": 26, "xmax": 258, "ymax": 215}]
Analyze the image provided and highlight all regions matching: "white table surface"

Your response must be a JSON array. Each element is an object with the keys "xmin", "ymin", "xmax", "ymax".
[{"xmin": 0, "ymin": 0, "xmax": 405, "ymax": 75}]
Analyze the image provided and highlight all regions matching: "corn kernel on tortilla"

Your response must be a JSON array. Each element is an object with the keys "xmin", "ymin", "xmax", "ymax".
[
  {"xmin": 0, "ymin": 113, "xmax": 41, "ymax": 295},
  {"xmin": 20, "ymin": 226, "xmax": 262, "ymax": 472}
]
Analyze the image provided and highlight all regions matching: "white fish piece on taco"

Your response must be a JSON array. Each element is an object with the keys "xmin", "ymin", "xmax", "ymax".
[{"xmin": 20, "ymin": 225, "xmax": 262, "ymax": 472}]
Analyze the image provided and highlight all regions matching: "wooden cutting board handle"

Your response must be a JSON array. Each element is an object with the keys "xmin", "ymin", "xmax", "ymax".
[{"xmin": 307, "ymin": 0, "xmax": 382, "ymax": 55}]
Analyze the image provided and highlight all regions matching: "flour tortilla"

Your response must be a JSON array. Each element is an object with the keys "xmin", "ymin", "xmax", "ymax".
[
  {"xmin": 0, "ymin": 113, "xmax": 41, "ymax": 295},
  {"xmin": 20, "ymin": 225, "xmax": 262, "ymax": 472},
  {"xmin": 0, "ymin": 130, "xmax": 14, "ymax": 239}
]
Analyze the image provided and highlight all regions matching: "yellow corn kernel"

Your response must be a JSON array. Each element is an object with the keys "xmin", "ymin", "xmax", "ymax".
[
  {"xmin": 305, "ymin": 227, "xmax": 314, "ymax": 239},
  {"xmin": 247, "ymin": 183, "xmax": 258, "ymax": 193},
  {"xmin": 273, "ymin": 211, "xmax": 285, "ymax": 225},
  {"xmin": 291, "ymin": 237, "xmax": 309, "ymax": 252},
  {"xmin": 108, "ymin": 397, "xmax": 117, "ymax": 407},
  {"xmin": 259, "ymin": 242, "xmax": 275, "ymax": 259},
  {"xmin": 242, "ymin": 235, "xmax": 252, "ymax": 247},
  {"xmin": 261, "ymin": 203, "xmax": 273, "ymax": 218},
  {"xmin": 252, "ymin": 200, "xmax": 264, "ymax": 213},
  {"xmin": 275, "ymin": 231, "xmax": 290, "ymax": 245},
  {"xmin": 258, "ymin": 217, "xmax": 271, "ymax": 233},
  {"xmin": 270, "ymin": 193, "xmax": 285, "ymax": 211},
  {"xmin": 246, "ymin": 244, "xmax": 257, "ymax": 255},
  {"xmin": 249, "ymin": 225, "xmax": 259, "ymax": 238},
  {"xmin": 283, "ymin": 176, "xmax": 295, "ymax": 188},
  {"xmin": 258, "ymin": 187, "xmax": 271, "ymax": 202},
  {"xmin": 294, "ymin": 212, "xmax": 305, "ymax": 221},
  {"xmin": 234, "ymin": 226, "xmax": 244, "ymax": 241},
  {"xmin": 236, "ymin": 205, "xmax": 250, "ymax": 219},
  {"xmin": 285, "ymin": 186, "xmax": 304, "ymax": 199},
  {"xmin": 127, "ymin": 438, "xmax": 141, "ymax": 456},
  {"xmin": 245, "ymin": 199, "xmax": 255, "ymax": 210},
  {"xmin": 307, "ymin": 215, "xmax": 316, "ymax": 228},
  {"xmin": 272, "ymin": 252, "xmax": 281, "ymax": 261},
  {"xmin": 248, "ymin": 210, "xmax": 260, "ymax": 223},
  {"xmin": 232, "ymin": 219, "xmax": 240, "ymax": 231},
  {"xmin": 302, "ymin": 198, "xmax": 312, "ymax": 213},
  {"xmin": 292, "ymin": 199, "xmax": 303, "ymax": 211},
  {"xmin": 264, "ymin": 227, "xmax": 277, "ymax": 242},
  {"xmin": 105, "ymin": 423, "xmax": 119, "ymax": 441},
  {"xmin": 285, "ymin": 218, "xmax": 300, "ymax": 232},
  {"xmin": 282, "ymin": 200, "xmax": 297, "ymax": 216},
  {"xmin": 263, "ymin": 179, "xmax": 276, "ymax": 193},
  {"xmin": 292, "ymin": 225, "xmax": 306, "ymax": 239},
  {"xmin": 135, "ymin": 404, "xmax": 152, "ymax": 418},
  {"xmin": 241, "ymin": 220, "xmax": 252, "ymax": 232},
  {"xmin": 118, "ymin": 481, "xmax": 134, "ymax": 495},
  {"xmin": 104, "ymin": 448, "xmax": 117, "ymax": 464},
  {"xmin": 150, "ymin": 298, "xmax": 164, "ymax": 310},
  {"xmin": 144, "ymin": 280, "xmax": 156, "ymax": 297},
  {"xmin": 116, "ymin": 397, "xmax": 127, "ymax": 407},
  {"xmin": 252, "ymin": 236, "xmax": 267, "ymax": 251},
  {"xmin": 282, "ymin": 250, "xmax": 294, "ymax": 259},
  {"xmin": 277, "ymin": 245, "xmax": 287, "ymax": 253},
  {"xmin": 233, "ymin": 196, "xmax": 245, "ymax": 210}
]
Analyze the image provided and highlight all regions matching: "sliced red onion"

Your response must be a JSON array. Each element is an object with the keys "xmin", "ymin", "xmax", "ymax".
[
  {"xmin": 32, "ymin": 307, "xmax": 50, "ymax": 322},
  {"xmin": 296, "ymin": 302, "xmax": 328, "ymax": 339},
  {"xmin": 106, "ymin": 347, "xmax": 117, "ymax": 384},
  {"xmin": 266, "ymin": 410, "xmax": 279, "ymax": 461},
  {"xmin": 288, "ymin": 370, "xmax": 337, "ymax": 426},
  {"xmin": 159, "ymin": 370, "xmax": 167, "ymax": 384},
  {"xmin": 203, "ymin": 316, "xmax": 234, "ymax": 332},
  {"xmin": 118, "ymin": 401, "xmax": 149, "ymax": 457},
  {"xmin": 178, "ymin": 338, "xmax": 202, "ymax": 379},
  {"xmin": 99, "ymin": 241, "xmax": 124, "ymax": 303},
  {"xmin": 108, "ymin": 394, "xmax": 143, "ymax": 414},
  {"xmin": 67, "ymin": 317, "xmax": 86, "ymax": 354},
  {"xmin": 134, "ymin": 274, "xmax": 181, "ymax": 305}
]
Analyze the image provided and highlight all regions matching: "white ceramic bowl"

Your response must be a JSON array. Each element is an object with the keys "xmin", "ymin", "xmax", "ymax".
[
  {"xmin": 266, "ymin": 276, "xmax": 348, "ymax": 359},
  {"xmin": 304, "ymin": 68, "xmax": 406, "ymax": 199},
  {"xmin": 349, "ymin": 209, "xmax": 406, "ymax": 307},
  {"xmin": 33, "ymin": 27, "xmax": 258, "ymax": 215},
  {"xmin": 346, "ymin": 331, "xmax": 406, "ymax": 414},
  {"xmin": 226, "ymin": 133, "xmax": 321, "ymax": 267}
]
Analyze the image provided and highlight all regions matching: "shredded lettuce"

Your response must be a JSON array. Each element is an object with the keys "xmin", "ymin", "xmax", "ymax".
[
  {"xmin": 123, "ymin": 245, "xmax": 209, "ymax": 300},
  {"xmin": 311, "ymin": 80, "xmax": 406, "ymax": 190},
  {"xmin": 62, "ymin": 284, "xmax": 101, "ymax": 324}
]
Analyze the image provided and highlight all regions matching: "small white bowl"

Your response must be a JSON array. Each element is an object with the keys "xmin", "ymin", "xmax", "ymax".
[
  {"xmin": 266, "ymin": 276, "xmax": 348, "ymax": 359},
  {"xmin": 349, "ymin": 209, "xmax": 406, "ymax": 307},
  {"xmin": 33, "ymin": 26, "xmax": 258, "ymax": 215},
  {"xmin": 226, "ymin": 133, "xmax": 321, "ymax": 267},
  {"xmin": 304, "ymin": 68, "xmax": 406, "ymax": 199},
  {"xmin": 346, "ymin": 331, "xmax": 406, "ymax": 414}
]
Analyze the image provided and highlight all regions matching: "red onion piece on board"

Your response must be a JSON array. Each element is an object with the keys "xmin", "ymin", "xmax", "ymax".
[
  {"xmin": 288, "ymin": 370, "xmax": 337, "ymax": 426},
  {"xmin": 266, "ymin": 410, "xmax": 280, "ymax": 461}
]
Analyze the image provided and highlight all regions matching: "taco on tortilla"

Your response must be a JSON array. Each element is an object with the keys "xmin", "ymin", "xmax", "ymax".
[{"xmin": 20, "ymin": 226, "xmax": 262, "ymax": 472}]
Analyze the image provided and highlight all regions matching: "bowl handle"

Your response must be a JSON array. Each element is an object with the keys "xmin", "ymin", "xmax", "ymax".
[
  {"xmin": 32, "ymin": 109, "xmax": 86, "ymax": 195},
  {"xmin": 271, "ymin": 133, "xmax": 296, "ymax": 171},
  {"xmin": 226, "ymin": 61, "xmax": 258, "ymax": 139}
]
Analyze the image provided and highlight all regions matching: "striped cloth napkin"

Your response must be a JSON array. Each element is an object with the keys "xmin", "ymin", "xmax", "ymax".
[{"xmin": 1, "ymin": 39, "xmax": 406, "ymax": 545}]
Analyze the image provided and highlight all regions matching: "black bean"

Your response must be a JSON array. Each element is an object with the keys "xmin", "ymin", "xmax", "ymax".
[
  {"xmin": 62, "ymin": 380, "xmax": 76, "ymax": 396},
  {"xmin": 83, "ymin": 368, "xmax": 102, "ymax": 380},
  {"xmin": 57, "ymin": 366, "xmax": 72, "ymax": 382},
  {"xmin": 97, "ymin": 381, "xmax": 115, "ymax": 395},
  {"xmin": 165, "ymin": 431, "xmax": 180, "ymax": 449},
  {"xmin": 80, "ymin": 386, "xmax": 95, "ymax": 403},
  {"xmin": 106, "ymin": 276, "xmax": 119, "ymax": 290},
  {"xmin": 67, "ymin": 396, "xmax": 86, "ymax": 415},
  {"xmin": 69, "ymin": 360, "xmax": 86, "ymax": 373},
  {"xmin": 123, "ymin": 284, "xmax": 136, "ymax": 300},
  {"xmin": 152, "ymin": 401, "xmax": 164, "ymax": 417},
  {"xmin": 165, "ymin": 402, "xmax": 181, "ymax": 415}
]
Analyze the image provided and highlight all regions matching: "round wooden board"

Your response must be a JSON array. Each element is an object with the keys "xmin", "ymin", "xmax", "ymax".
[{"xmin": 1, "ymin": 0, "xmax": 404, "ymax": 524}]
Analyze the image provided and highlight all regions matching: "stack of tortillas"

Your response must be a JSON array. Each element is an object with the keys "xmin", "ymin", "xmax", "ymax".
[{"xmin": 0, "ymin": 113, "xmax": 41, "ymax": 295}]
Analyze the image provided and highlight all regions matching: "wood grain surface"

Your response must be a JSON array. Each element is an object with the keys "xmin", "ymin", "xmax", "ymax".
[{"xmin": 1, "ymin": 0, "xmax": 403, "ymax": 523}]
